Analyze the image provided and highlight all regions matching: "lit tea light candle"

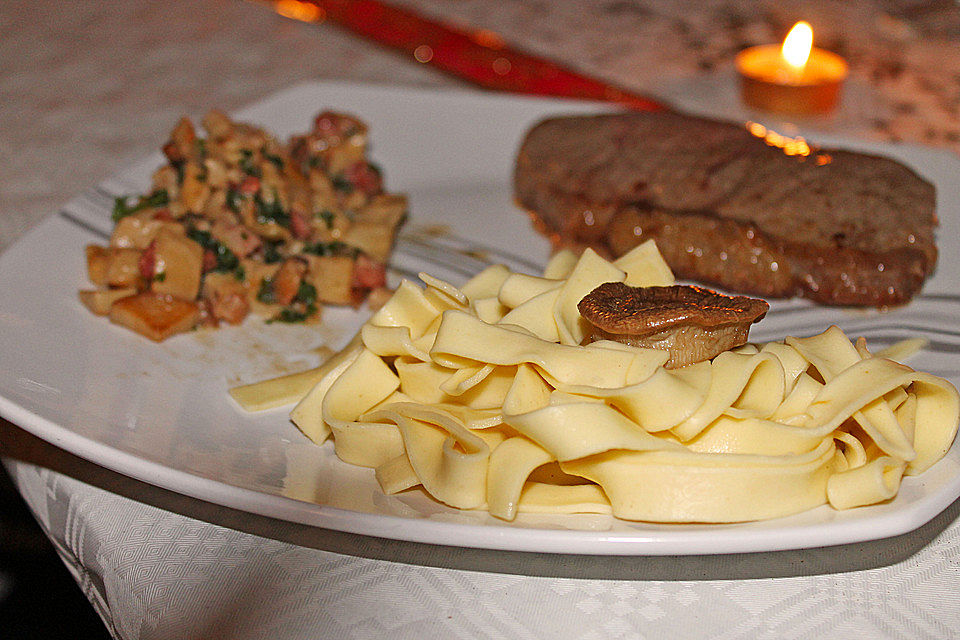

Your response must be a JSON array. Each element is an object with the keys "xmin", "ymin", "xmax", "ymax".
[{"xmin": 736, "ymin": 21, "xmax": 848, "ymax": 115}]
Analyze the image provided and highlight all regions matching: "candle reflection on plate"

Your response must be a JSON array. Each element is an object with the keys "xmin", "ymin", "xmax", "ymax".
[{"xmin": 736, "ymin": 21, "xmax": 848, "ymax": 116}]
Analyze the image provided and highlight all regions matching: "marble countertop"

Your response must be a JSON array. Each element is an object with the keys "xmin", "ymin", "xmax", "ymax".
[
  {"xmin": 2, "ymin": 0, "xmax": 959, "ymax": 254},
  {"xmin": 0, "ymin": 0, "xmax": 453, "ymax": 253},
  {"xmin": 399, "ymin": 0, "xmax": 960, "ymax": 147}
]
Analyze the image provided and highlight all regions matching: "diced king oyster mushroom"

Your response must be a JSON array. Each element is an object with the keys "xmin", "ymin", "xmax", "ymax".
[
  {"xmin": 78, "ymin": 287, "xmax": 137, "ymax": 316},
  {"xmin": 578, "ymin": 282, "xmax": 769, "ymax": 369},
  {"xmin": 109, "ymin": 292, "xmax": 199, "ymax": 342}
]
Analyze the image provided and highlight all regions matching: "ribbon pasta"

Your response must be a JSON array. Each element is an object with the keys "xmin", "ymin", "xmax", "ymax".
[{"xmin": 287, "ymin": 241, "xmax": 960, "ymax": 523}]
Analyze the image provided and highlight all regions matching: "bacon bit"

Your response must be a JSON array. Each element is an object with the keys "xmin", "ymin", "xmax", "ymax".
[
  {"xmin": 210, "ymin": 291, "xmax": 249, "ymax": 324},
  {"xmin": 237, "ymin": 229, "xmax": 261, "ymax": 256},
  {"xmin": 239, "ymin": 175, "xmax": 261, "ymax": 195},
  {"xmin": 166, "ymin": 117, "xmax": 197, "ymax": 162},
  {"xmin": 272, "ymin": 258, "xmax": 308, "ymax": 305},
  {"xmin": 162, "ymin": 141, "xmax": 182, "ymax": 164},
  {"xmin": 313, "ymin": 113, "xmax": 339, "ymax": 135},
  {"xmin": 139, "ymin": 241, "xmax": 157, "ymax": 280},
  {"xmin": 313, "ymin": 111, "xmax": 364, "ymax": 139},
  {"xmin": 352, "ymin": 254, "xmax": 387, "ymax": 291},
  {"xmin": 211, "ymin": 220, "xmax": 262, "ymax": 257},
  {"xmin": 345, "ymin": 162, "xmax": 382, "ymax": 196},
  {"xmin": 153, "ymin": 208, "xmax": 173, "ymax": 221},
  {"xmin": 202, "ymin": 249, "xmax": 219, "ymax": 273},
  {"xmin": 289, "ymin": 208, "xmax": 312, "ymax": 239}
]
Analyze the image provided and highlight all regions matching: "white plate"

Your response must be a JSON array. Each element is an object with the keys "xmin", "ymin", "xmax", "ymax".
[{"xmin": 2, "ymin": 82, "xmax": 960, "ymax": 556}]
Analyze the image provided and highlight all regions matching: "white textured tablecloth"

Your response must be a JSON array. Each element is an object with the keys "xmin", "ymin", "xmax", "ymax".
[
  {"xmin": 6, "ymin": 453, "xmax": 960, "ymax": 639},
  {"xmin": 4, "ymin": 1, "xmax": 960, "ymax": 638}
]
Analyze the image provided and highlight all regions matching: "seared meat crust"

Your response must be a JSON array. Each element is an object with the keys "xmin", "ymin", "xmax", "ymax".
[{"xmin": 514, "ymin": 112, "xmax": 937, "ymax": 307}]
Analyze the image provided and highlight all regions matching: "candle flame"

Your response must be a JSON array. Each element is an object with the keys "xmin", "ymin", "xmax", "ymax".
[{"xmin": 781, "ymin": 21, "xmax": 813, "ymax": 70}]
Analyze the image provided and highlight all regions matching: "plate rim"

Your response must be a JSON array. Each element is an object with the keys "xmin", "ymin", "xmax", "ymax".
[{"xmin": 2, "ymin": 80, "xmax": 959, "ymax": 556}]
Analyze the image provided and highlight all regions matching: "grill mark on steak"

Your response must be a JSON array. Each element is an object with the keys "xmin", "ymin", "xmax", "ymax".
[{"xmin": 514, "ymin": 112, "xmax": 937, "ymax": 307}]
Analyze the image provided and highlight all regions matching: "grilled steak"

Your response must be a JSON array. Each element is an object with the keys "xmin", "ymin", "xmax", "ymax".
[{"xmin": 514, "ymin": 112, "xmax": 937, "ymax": 307}]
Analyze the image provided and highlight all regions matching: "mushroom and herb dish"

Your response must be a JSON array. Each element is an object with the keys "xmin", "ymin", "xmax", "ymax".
[{"xmin": 80, "ymin": 110, "xmax": 407, "ymax": 341}]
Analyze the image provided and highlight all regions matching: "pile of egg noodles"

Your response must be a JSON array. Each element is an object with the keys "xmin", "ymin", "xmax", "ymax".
[{"xmin": 281, "ymin": 241, "xmax": 959, "ymax": 523}]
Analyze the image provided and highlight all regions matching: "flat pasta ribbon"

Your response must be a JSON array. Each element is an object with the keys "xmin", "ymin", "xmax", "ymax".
[{"xmin": 283, "ymin": 242, "xmax": 959, "ymax": 523}]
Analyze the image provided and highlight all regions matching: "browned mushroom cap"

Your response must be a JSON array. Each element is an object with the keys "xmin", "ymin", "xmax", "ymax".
[{"xmin": 578, "ymin": 282, "xmax": 769, "ymax": 369}]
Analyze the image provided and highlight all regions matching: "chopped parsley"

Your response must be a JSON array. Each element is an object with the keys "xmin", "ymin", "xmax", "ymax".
[
  {"xmin": 302, "ymin": 240, "xmax": 356, "ymax": 257},
  {"xmin": 239, "ymin": 149, "xmax": 261, "ymax": 177},
  {"xmin": 271, "ymin": 304, "xmax": 316, "ymax": 323},
  {"xmin": 295, "ymin": 281, "xmax": 317, "ymax": 306},
  {"xmin": 317, "ymin": 209, "xmax": 335, "ymax": 229},
  {"xmin": 186, "ymin": 227, "xmax": 244, "ymax": 280},
  {"xmin": 256, "ymin": 277, "xmax": 276, "ymax": 304},
  {"xmin": 112, "ymin": 189, "xmax": 169, "ymax": 222},
  {"xmin": 261, "ymin": 278, "xmax": 319, "ymax": 323},
  {"xmin": 331, "ymin": 173, "xmax": 353, "ymax": 193},
  {"xmin": 264, "ymin": 151, "xmax": 284, "ymax": 169},
  {"xmin": 225, "ymin": 187, "xmax": 243, "ymax": 213},
  {"xmin": 254, "ymin": 190, "xmax": 290, "ymax": 227},
  {"xmin": 261, "ymin": 240, "xmax": 283, "ymax": 264}
]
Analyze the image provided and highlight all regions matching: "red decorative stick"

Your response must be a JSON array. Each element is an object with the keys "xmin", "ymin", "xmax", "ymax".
[{"xmin": 264, "ymin": 0, "xmax": 667, "ymax": 111}]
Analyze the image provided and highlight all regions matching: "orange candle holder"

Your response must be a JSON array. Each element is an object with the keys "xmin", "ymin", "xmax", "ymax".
[{"xmin": 736, "ymin": 41, "xmax": 848, "ymax": 116}]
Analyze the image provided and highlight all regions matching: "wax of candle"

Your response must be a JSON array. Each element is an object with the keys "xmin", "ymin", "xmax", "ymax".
[{"xmin": 735, "ymin": 22, "xmax": 848, "ymax": 115}]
